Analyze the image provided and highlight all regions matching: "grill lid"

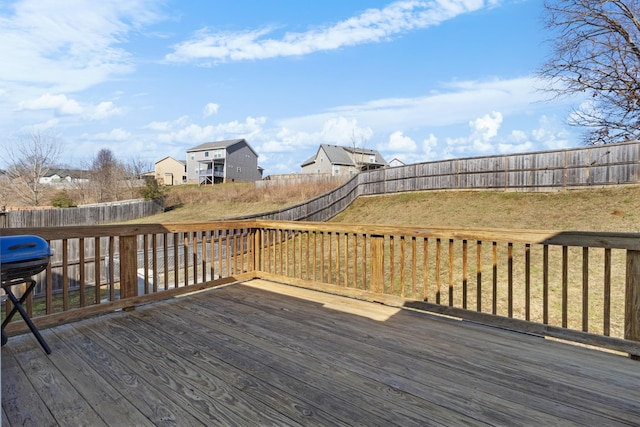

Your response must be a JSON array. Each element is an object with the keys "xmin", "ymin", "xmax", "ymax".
[{"xmin": 0, "ymin": 235, "xmax": 52, "ymax": 265}]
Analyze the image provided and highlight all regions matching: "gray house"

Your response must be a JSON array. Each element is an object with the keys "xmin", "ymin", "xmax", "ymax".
[
  {"xmin": 186, "ymin": 139, "xmax": 263, "ymax": 185},
  {"xmin": 301, "ymin": 144, "xmax": 387, "ymax": 176}
]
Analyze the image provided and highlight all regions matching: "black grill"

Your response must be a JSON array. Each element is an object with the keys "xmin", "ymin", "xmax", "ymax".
[{"xmin": 1, "ymin": 235, "xmax": 53, "ymax": 354}]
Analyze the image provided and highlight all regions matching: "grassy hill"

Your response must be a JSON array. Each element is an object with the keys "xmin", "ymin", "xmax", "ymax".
[
  {"xmin": 130, "ymin": 182, "xmax": 640, "ymax": 232},
  {"xmin": 330, "ymin": 186, "xmax": 640, "ymax": 232}
]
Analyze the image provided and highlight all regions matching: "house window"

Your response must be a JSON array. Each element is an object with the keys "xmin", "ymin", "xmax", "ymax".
[
  {"xmin": 205, "ymin": 152, "xmax": 209, "ymax": 157},
  {"xmin": 237, "ymin": 167, "xmax": 242, "ymax": 173},
  {"xmin": 191, "ymin": 155, "xmax": 195, "ymax": 160},
  {"xmin": 369, "ymin": 155, "xmax": 376, "ymax": 163}
]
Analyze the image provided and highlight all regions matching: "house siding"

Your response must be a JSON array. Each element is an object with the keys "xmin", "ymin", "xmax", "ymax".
[
  {"xmin": 186, "ymin": 139, "xmax": 261, "ymax": 184},
  {"xmin": 155, "ymin": 157, "xmax": 186, "ymax": 185}
]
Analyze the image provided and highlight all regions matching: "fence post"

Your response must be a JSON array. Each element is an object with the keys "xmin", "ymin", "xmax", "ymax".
[
  {"xmin": 625, "ymin": 250, "xmax": 640, "ymax": 359},
  {"xmin": 370, "ymin": 235, "xmax": 384, "ymax": 294},
  {"xmin": 119, "ymin": 235, "xmax": 138, "ymax": 306}
]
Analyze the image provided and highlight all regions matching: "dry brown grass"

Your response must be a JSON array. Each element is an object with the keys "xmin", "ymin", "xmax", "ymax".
[
  {"xmin": 331, "ymin": 186, "xmax": 640, "ymax": 232},
  {"xmin": 126, "ymin": 180, "xmax": 343, "ymax": 223}
]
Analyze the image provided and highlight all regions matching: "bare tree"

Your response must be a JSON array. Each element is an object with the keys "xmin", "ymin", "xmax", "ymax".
[
  {"xmin": 4, "ymin": 131, "xmax": 64, "ymax": 206},
  {"xmin": 539, "ymin": 0, "xmax": 640, "ymax": 144},
  {"xmin": 90, "ymin": 148, "xmax": 126, "ymax": 202},
  {"xmin": 349, "ymin": 129, "xmax": 370, "ymax": 172},
  {"xmin": 123, "ymin": 157, "xmax": 153, "ymax": 199}
]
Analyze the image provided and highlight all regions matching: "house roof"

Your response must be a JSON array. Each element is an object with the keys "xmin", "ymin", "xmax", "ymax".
[
  {"xmin": 186, "ymin": 139, "xmax": 258, "ymax": 157},
  {"xmin": 155, "ymin": 156, "xmax": 186, "ymax": 165},
  {"xmin": 43, "ymin": 168, "xmax": 88, "ymax": 179},
  {"xmin": 301, "ymin": 144, "xmax": 387, "ymax": 167},
  {"xmin": 321, "ymin": 144, "xmax": 356, "ymax": 166}
]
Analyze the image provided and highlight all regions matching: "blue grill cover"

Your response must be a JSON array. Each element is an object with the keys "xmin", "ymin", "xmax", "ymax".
[{"xmin": 0, "ymin": 235, "xmax": 52, "ymax": 282}]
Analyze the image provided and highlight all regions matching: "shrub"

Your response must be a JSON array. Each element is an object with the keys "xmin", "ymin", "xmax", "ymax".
[
  {"xmin": 139, "ymin": 178, "xmax": 166, "ymax": 201},
  {"xmin": 51, "ymin": 190, "xmax": 76, "ymax": 208}
]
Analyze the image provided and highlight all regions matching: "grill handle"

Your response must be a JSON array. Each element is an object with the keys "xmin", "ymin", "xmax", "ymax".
[{"xmin": 8, "ymin": 243, "xmax": 37, "ymax": 251}]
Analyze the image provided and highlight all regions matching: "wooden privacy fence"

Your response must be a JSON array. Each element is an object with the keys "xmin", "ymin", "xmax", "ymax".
[
  {"xmin": 241, "ymin": 140, "xmax": 640, "ymax": 223},
  {"xmin": 2, "ymin": 220, "xmax": 640, "ymax": 357},
  {"xmin": 0, "ymin": 199, "xmax": 164, "ymax": 228}
]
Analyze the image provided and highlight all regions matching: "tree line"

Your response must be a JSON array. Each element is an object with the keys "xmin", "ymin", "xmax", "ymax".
[{"xmin": 1, "ymin": 131, "xmax": 155, "ymax": 207}]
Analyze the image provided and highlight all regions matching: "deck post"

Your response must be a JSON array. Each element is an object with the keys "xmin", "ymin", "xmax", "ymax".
[
  {"xmin": 625, "ymin": 250, "xmax": 640, "ymax": 359},
  {"xmin": 370, "ymin": 234, "xmax": 384, "ymax": 294},
  {"xmin": 119, "ymin": 235, "xmax": 138, "ymax": 307}
]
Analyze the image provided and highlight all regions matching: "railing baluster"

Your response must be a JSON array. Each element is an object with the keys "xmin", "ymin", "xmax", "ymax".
[
  {"xmin": 94, "ymin": 237, "xmax": 100, "ymax": 305},
  {"xmin": 476, "ymin": 241, "xmax": 482, "ymax": 312},
  {"xmin": 604, "ymin": 248, "xmax": 611, "ymax": 336},
  {"xmin": 79, "ymin": 238, "xmax": 86, "ymax": 307},
  {"xmin": 183, "ymin": 232, "xmax": 189, "ymax": 287},
  {"xmin": 508, "ymin": 242, "xmax": 513, "ymax": 318},
  {"xmin": 543, "ymin": 245, "xmax": 549, "ymax": 325},
  {"xmin": 400, "ymin": 236, "xmax": 406, "ymax": 298},
  {"xmin": 173, "ymin": 233, "xmax": 179, "ymax": 288},
  {"xmin": 492, "ymin": 241, "xmax": 498, "ymax": 315},
  {"xmin": 436, "ymin": 238, "xmax": 441, "ymax": 305},
  {"xmin": 462, "ymin": 240, "xmax": 468, "ymax": 309},
  {"xmin": 562, "ymin": 245, "xmax": 568, "ymax": 328},
  {"xmin": 525, "ymin": 243, "xmax": 531, "ymax": 321},
  {"xmin": 152, "ymin": 233, "xmax": 158, "ymax": 293},
  {"xmin": 448, "ymin": 239, "xmax": 454, "ymax": 307},
  {"xmin": 390, "ymin": 236, "xmax": 395, "ymax": 295},
  {"xmin": 108, "ymin": 236, "xmax": 115, "ymax": 301},
  {"xmin": 63, "ymin": 239, "xmax": 69, "ymax": 311},
  {"xmin": 412, "ymin": 237, "xmax": 417, "ymax": 300},
  {"xmin": 583, "ymin": 247, "xmax": 589, "ymax": 332}
]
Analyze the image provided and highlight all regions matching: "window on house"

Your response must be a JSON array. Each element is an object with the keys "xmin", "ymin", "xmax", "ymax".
[
  {"xmin": 205, "ymin": 151, "xmax": 209, "ymax": 157},
  {"xmin": 369, "ymin": 155, "xmax": 376, "ymax": 163},
  {"xmin": 237, "ymin": 167, "xmax": 242, "ymax": 173}
]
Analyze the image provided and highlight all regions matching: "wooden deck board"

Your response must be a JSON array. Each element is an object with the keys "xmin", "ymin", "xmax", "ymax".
[{"xmin": 3, "ymin": 279, "xmax": 640, "ymax": 426}]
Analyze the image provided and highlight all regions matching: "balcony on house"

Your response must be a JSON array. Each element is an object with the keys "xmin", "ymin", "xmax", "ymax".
[
  {"xmin": 198, "ymin": 161, "xmax": 225, "ymax": 185},
  {"xmin": 2, "ymin": 220, "xmax": 640, "ymax": 425}
]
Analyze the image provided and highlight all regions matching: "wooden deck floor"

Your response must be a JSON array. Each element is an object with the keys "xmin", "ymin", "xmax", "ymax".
[{"xmin": 3, "ymin": 279, "xmax": 640, "ymax": 426}]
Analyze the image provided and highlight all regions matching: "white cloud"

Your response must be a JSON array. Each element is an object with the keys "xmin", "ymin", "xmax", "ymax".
[
  {"xmin": 18, "ymin": 93, "xmax": 83, "ymax": 115},
  {"xmin": 532, "ymin": 115, "xmax": 573, "ymax": 150},
  {"xmin": 89, "ymin": 128, "xmax": 131, "ymax": 141},
  {"xmin": 155, "ymin": 116, "xmax": 267, "ymax": 144},
  {"xmin": 203, "ymin": 102, "xmax": 220, "ymax": 117},
  {"xmin": 90, "ymin": 101, "xmax": 123, "ymax": 120},
  {"xmin": 17, "ymin": 94, "xmax": 124, "ymax": 122},
  {"xmin": 0, "ymin": 0, "xmax": 164, "ymax": 93},
  {"xmin": 166, "ymin": 0, "xmax": 494, "ymax": 63},
  {"xmin": 145, "ymin": 116, "xmax": 190, "ymax": 132},
  {"xmin": 469, "ymin": 111, "xmax": 503, "ymax": 152},
  {"xmin": 422, "ymin": 134, "xmax": 438, "ymax": 160},
  {"xmin": 378, "ymin": 131, "xmax": 417, "ymax": 152},
  {"xmin": 278, "ymin": 77, "xmax": 569, "ymax": 137}
]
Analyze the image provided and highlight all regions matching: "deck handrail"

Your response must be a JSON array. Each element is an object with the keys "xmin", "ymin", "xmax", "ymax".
[{"xmin": 2, "ymin": 220, "xmax": 639, "ymax": 357}]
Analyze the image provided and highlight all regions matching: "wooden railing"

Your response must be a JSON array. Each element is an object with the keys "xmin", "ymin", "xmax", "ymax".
[{"xmin": 2, "ymin": 221, "xmax": 640, "ymax": 357}]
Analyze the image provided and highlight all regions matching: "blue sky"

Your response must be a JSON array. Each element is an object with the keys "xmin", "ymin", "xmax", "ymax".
[{"xmin": 0, "ymin": 0, "xmax": 585, "ymax": 175}]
